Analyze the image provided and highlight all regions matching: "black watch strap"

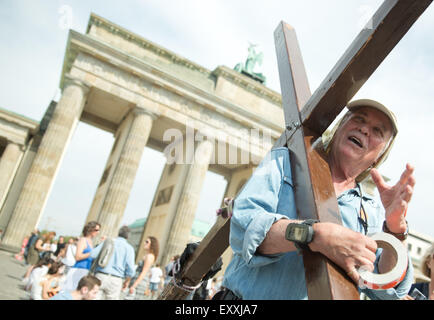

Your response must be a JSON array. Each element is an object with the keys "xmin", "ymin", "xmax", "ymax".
[{"xmin": 303, "ymin": 219, "xmax": 319, "ymax": 227}]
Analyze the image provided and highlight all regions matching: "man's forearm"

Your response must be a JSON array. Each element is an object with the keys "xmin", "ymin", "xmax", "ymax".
[
  {"xmin": 256, "ymin": 219, "xmax": 299, "ymax": 255},
  {"xmin": 123, "ymin": 277, "xmax": 131, "ymax": 288}
]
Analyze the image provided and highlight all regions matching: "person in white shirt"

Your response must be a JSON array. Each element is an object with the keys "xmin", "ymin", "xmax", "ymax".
[
  {"xmin": 50, "ymin": 240, "xmax": 58, "ymax": 255},
  {"xmin": 25, "ymin": 256, "xmax": 53, "ymax": 292},
  {"xmin": 148, "ymin": 264, "xmax": 163, "ymax": 300},
  {"xmin": 62, "ymin": 238, "xmax": 78, "ymax": 273}
]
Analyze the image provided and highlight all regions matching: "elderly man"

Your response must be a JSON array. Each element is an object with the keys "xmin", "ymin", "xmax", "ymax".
[
  {"xmin": 90, "ymin": 226, "xmax": 136, "ymax": 300},
  {"xmin": 218, "ymin": 99, "xmax": 415, "ymax": 300}
]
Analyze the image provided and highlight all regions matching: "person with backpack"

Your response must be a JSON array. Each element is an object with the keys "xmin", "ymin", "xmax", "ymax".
[
  {"xmin": 23, "ymin": 230, "xmax": 38, "ymax": 263},
  {"xmin": 27, "ymin": 231, "xmax": 54, "ymax": 266},
  {"xmin": 90, "ymin": 226, "xmax": 136, "ymax": 300}
]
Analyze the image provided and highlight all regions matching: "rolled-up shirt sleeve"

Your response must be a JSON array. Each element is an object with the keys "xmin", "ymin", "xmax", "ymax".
[{"xmin": 230, "ymin": 150, "xmax": 290, "ymax": 268}]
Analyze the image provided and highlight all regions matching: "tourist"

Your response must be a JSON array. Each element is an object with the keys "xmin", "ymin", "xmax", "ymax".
[
  {"xmin": 128, "ymin": 236, "xmax": 159, "ymax": 299},
  {"xmin": 63, "ymin": 221, "xmax": 100, "ymax": 291},
  {"xmin": 40, "ymin": 262, "xmax": 66, "ymax": 299},
  {"xmin": 407, "ymin": 243, "xmax": 434, "ymax": 300},
  {"xmin": 24, "ymin": 256, "xmax": 53, "ymax": 292},
  {"xmin": 50, "ymin": 239, "xmax": 58, "ymax": 255},
  {"xmin": 148, "ymin": 263, "xmax": 163, "ymax": 299},
  {"xmin": 54, "ymin": 236, "xmax": 66, "ymax": 257},
  {"xmin": 14, "ymin": 236, "xmax": 29, "ymax": 262},
  {"xmin": 24, "ymin": 229, "xmax": 39, "ymax": 264},
  {"xmin": 91, "ymin": 226, "xmax": 136, "ymax": 300},
  {"xmin": 164, "ymin": 254, "xmax": 179, "ymax": 286},
  {"xmin": 30, "ymin": 261, "xmax": 63, "ymax": 300},
  {"xmin": 26, "ymin": 231, "xmax": 55, "ymax": 265},
  {"xmin": 50, "ymin": 274, "xmax": 101, "ymax": 300}
]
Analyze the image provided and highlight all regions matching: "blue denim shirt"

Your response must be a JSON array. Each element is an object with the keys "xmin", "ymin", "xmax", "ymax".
[
  {"xmin": 222, "ymin": 147, "xmax": 413, "ymax": 300},
  {"xmin": 90, "ymin": 237, "xmax": 136, "ymax": 278}
]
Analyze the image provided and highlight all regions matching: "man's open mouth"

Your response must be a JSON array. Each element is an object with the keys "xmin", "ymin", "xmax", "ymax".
[{"xmin": 348, "ymin": 136, "xmax": 363, "ymax": 148}]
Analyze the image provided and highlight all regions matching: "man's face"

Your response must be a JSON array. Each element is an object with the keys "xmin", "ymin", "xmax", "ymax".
[
  {"xmin": 331, "ymin": 107, "xmax": 393, "ymax": 172},
  {"xmin": 82, "ymin": 285, "xmax": 100, "ymax": 300}
]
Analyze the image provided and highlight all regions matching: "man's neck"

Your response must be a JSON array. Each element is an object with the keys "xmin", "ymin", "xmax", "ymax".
[
  {"xmin": 70, "ymin": 290, "xmax": 82, "ymax": 300},
  {"xmin": 330, "ymin": 167, "xmax": 357, "ymax": 196},
  {"xmin": 328, "ymin": 156, "xmax": 358, "ymax": 195},
  {"xmin": 333, "ymin": 179, "xmax": 357, "ymax": 196}
]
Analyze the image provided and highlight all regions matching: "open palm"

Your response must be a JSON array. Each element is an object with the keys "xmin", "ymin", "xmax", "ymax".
[{"xmin": 370, "ymin": 164, "xmax": 415, "ymax": 233}]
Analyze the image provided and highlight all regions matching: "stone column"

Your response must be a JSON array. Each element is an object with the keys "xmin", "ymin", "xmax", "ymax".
[
  {"xmin": 0, "ymin": 76, "xmax": 89, "ymax": 251},
  {"xmin": 217, "ymin": 166, "xmax": 255, "ymax": 277},
  {"xmin": 162, "ymin": 139, "xmax": 214, "ymax": 264},
  {"xmin": 97, "ymin": 107, "xmax": 156, "ymax": 238},
  {"xmin": 0, "ymin": 142, "xmax": 24, "ymax": 209}
]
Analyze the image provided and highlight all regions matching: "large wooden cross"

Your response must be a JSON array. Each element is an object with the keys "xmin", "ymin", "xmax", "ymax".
[{"xmin": 160, "ymin": 0, "xmax": 432, "ymax": 300}]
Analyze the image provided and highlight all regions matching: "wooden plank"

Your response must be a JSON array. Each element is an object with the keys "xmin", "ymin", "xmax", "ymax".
[
  {"xmin": 301, "ymin": 0, "xmax": 433, "ymax": 134},
  {"xmin": 159, "ymin": 216, "xmax": 230, "ymax": 299},
  {"xmin": 273, "ymin": 22, "xmax": 311, "ymax": 130},
  {"xmin": 274, "ymin": 22, "xmax": 360, "ymax": 300}
]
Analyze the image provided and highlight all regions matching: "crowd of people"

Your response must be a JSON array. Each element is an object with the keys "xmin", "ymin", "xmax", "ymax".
[{"xmin": 17, "ymin": 223, "xmax": 223, "ymax": 300}]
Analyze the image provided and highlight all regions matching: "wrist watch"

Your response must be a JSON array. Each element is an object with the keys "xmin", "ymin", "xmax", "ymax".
[
  {"xmin": 382, "ymin": 220, "xmax": 408, "ymax": 241},
  {"xmin": 285, "ymin": 219, "xmax": 319, "ymax": 251}
]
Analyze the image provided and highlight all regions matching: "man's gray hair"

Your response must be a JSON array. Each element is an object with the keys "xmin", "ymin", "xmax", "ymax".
[{"xmin": 118, "ymin": 226, "xmax": 130, "ymax": 239}]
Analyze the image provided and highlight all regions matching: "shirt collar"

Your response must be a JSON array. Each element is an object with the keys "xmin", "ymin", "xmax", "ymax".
[{"xmin": 337, "ymin": 183, "xmax": 374, "ymax": 200}]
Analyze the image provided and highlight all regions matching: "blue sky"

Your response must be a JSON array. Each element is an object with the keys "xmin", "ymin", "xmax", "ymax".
[{"xmin": 1, "ymin": 0, "xmax": 433, "ymax": 238}]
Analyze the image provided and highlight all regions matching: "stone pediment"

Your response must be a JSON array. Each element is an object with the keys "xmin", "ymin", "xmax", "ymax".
[{"xmin": 74, "ymin": 13, "xmax": 284, "ymax": 130}]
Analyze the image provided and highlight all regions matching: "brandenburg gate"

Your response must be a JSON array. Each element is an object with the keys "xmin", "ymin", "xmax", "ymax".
[{"xmin": 0, "ymin": 14, "xmax": 284, "ymax": 265}]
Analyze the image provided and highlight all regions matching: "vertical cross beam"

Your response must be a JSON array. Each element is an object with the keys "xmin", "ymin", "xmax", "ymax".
[{"xmin": 274, "ymin": 22, "xmax": 360, "ymax": 299}]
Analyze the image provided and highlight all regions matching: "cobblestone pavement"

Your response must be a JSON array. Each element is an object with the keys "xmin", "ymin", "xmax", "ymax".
[{"xmin": 0, "ymin": 249, "xmax": 29, "ymax": 300}]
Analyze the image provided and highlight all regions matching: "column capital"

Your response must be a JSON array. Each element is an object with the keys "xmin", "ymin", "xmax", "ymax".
[
  {"xmin": 6, "ymin": 141, "xmax": 26, "ymax": 152},
  {"xmin": 63, "ymin": 74, "xmax": 91, "ymax": 94},
  {"xmin": 3, "ymin": 140, "xmax": 23, "ymax": 148},
  {"xmin": 133, "ymin": 106, "xmax": 160, "ymax": 120}
]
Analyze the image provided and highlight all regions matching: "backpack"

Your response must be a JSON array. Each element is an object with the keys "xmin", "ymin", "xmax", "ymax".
[{"xmin": 90, "ymin": 238, "xmax": 114, "ymax": 275}]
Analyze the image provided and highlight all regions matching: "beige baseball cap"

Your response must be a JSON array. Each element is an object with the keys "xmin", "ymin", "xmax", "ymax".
[{"xmin": 347, "ymin": 99, "xmax": 398, "ymax": 136}]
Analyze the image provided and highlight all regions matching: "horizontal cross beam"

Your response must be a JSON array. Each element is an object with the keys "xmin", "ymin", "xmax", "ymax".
[{"xmin": 300, "ymin": 0, "xmax": 432, "ymax": 134}]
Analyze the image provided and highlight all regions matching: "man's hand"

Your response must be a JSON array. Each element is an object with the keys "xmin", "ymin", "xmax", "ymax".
[
  {"xmin": 370, "ymin": 164, "xmax": 415, "ymax": 233},
  {"xmin": 309, "ymin": 222, "xmax": 378, "ymax": 284},
  {"xmin": 122, "ymin": 278, "xmax": 130, "ymax": 290}
]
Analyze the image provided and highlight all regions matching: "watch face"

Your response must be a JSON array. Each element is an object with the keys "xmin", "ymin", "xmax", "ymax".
[{"xmin": 289, "ymin": 225, "xmax": 307, "ymax": 242}]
